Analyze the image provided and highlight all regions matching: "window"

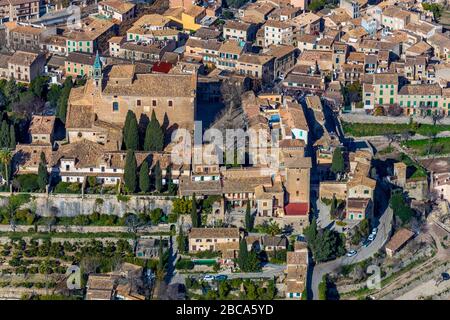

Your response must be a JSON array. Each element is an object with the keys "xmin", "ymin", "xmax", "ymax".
[
  {"xmin": 168, "ymin": 100, "xmax": 173, "ymax": 107},
  {"xmin": 112, "ymin": 102, "xmax": 119, "ymax": 111},
  {"xmin": 152, "ymin": 100, "xmax": 157, "ymax": 106},
  {"xmin": 136, "ymin": 99, "xmax": 141, "ymax": 106}
]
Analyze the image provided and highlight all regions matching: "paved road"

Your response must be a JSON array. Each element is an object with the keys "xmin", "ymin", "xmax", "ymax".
[
  {"xmin": 310, "ymin": 207, "xmax": 393, "ymax": 300},
  {"xmin": 170, "ymin": 263, "xmax": 286, "ymax": 284}
]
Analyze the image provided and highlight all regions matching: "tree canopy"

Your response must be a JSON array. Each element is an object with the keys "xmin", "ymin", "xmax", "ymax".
[
  {"xmin": 144, "ymin": 110, "xmax": 164, "ymax": 151},
  {"xmin": 37, "ymin": 152, "xmax": 48, "ymax": 191},
  {"xmin": 304, "ymin": 218, "xmax": 346, "ymax": 263},
  {"xmin": 139, "ymin": 160, "xmax": 150, "ymax": 193},
  {"xmin": 124, "ymin": 149, "xmax": 137, "ymax": 193},
  {"xmin": 123, "ymin": 110, "xmax": 139, "ymax": 150},
  {"xmin": 331, "ymin": 147, "xmax": 345, "ymax": 175}
]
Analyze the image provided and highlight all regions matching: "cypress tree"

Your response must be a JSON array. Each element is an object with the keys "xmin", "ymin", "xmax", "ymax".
[
  {"xmin": 9, "ymin": 125, "xmax": 16, "ymax": 149},
  {"xmin": 124, "ymin": 149, "xmax": 137, "ymax": 193},
  {"xmin": 124, "ymin": 110, "xmax": 139, "ymax": 150},
  {"xmin": 56, "ymin": 76, "xmax": 73, "ymax": 124},
  {"xmin": 177, "ymin": 228, "xmax": 186, "ymax": 254},
  {"xmin": 154, "ymin": 160, "xmax": 162, "ymax": 193},
  {"xmin": 139, "ymin": 160, "xmax": 150, "ymax": 193},
  {"xmin": 0, "ymin": 120, "xmax": 10, "ymax": 148},
  {"xmin": 190, "ymin": 193, "xmax": 199, "ymax": 228},
  {"xmin": 331, "ymin": 147, "xmax": 344, "ymax": 175},
  {"xmin": 144, "ymin": 110, "xmax": 164, "ymax": 151},
  {"xmin": 37, "ymin": 152, "xmax": 48, "ymax": 191},
  {"xmin": 245, "ymin": 201, "xmax": 253, "ymax": 231},
  {"xmin": 330, "ymin": 194, "xmax": 337, "ymax": 217},
  {"xmin": 237, "ymin": 239, "xmax": 248, "ymax": 271},
  {"xmin": 123, "ymin": 110, "xmax": 132, "ymax": 142}
]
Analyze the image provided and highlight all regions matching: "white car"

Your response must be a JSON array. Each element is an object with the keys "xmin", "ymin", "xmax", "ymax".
[
  {"xmin": 278, "ymin": 74, "xmax": 285, "ymax": 80},
  {"xmin": 346, "ymin": 250, "xmax": 357, "ymax": 257},
  {"xmin": 371, "ymin": 227, "xmax": 378, "ymax": 235},
  {"xmin": 368, "ymin": 233, "xmax": 375, "ymax": 241},
  {"xmin": 203, "ymin": 275, "xmax": 215, "ymax": 282}
]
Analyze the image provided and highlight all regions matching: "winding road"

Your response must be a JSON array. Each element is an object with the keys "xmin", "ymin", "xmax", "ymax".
[{"xmin": 310, "ymin": 207, "xmax": 393, "ymax": 299}]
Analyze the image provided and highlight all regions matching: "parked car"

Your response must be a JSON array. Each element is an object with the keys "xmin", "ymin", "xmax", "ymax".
[
  {"xmin": 371, "ymin": 228, "xmax": 378, "ymax": 235},
  {"xmin": 346, "ymin": 250, "xmax": 357, "ymax": 257},
  {"xmin": 368, "ymin": 233, "xmax": 375, "ymax": 241},
  {"xmin": 203, "ymin": 275, "xmax": 215, "ymax": 282},
  {"xmin": 215, "ymin": 275, "xmax": 228, "ymax": 281},
  {"xmin": 363, "ymin": 239, "xmax": 371, "ymax": 247}
]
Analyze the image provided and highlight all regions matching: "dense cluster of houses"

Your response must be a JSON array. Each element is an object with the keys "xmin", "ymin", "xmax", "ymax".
[{"xmin": 1, "ymin": 0, "xmax": 450, "ymax": 300}]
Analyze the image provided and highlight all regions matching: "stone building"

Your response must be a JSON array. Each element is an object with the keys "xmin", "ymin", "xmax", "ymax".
[{"xmin": 67, "ymin": 53, "xmax": 197, "ymax": 132}]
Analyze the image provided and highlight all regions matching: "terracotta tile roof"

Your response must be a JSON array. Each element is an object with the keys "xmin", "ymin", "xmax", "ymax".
[
  {"xmin": 264, "ymin": 19, "xmax": 293, "ymax": 29},
  {"xmin": 8, "ymin": 50, "xmax": 40, "ymax": 66},
  {"xmin": 399, "ymin": 84, "xmax": 442, "ymax": 96},
  {"xmin": 347, "ymin": 198, "xmax": 370, "ymax": 210},
  {"xmin": 13, "ymin": 144, "xmax": 53, "ymax": 170},
  {"xmin": 179, "ymin": 179, "xmax": 222, "ymax": 196},
  {"xmin": 297, "ymin": 34, "xmax": 317, "ymax": 44},
  {"xmin": 218, "ymin": 40, "xmax": 244, "ymax": 55},
  {"xmin": 66, "ymin": 104, "xmax": 95, "ymax": 129},
  {"xmin": 184, "ymin": 5, "xmax": 205, "ymax": 18},
  {"xmin": 52, "ymin": 139, "xmax": 106, "ymax": 167},
  {"xmin": 238, "ymin": 53, "xmax": 273, "ymax": 65},
  {"xmin": 385, "ymin": 228, "xmax": 414, "ymax": 253},
  {"xmin": 222, "ymin": 175, "xmax": 272, "ymax": 193},
  {"xmin": 99, "ymin": 0, "xmax": 135, "ymax": 14},
  {"xmin": 0, "ymin": 53, "xmax": 12, "ymax": 69},
  {"xmin": 280, "ymin": 102, "xmax": 308, "ymax": 131},
  {"xmin": 265, "ymin": 44, "xmax": 296, "ymax": 59},
  {"xmin": 383, "ymin": 6, "xmax": 411, "ymax": 20},
  {"xmin": 373, "ymin": 73, "xmax": 398, "ymax": 85},
  {"xmin": 186, "ymin": 37, "xmax": 221, "ymax": 51},
  {"xmin": 189, "ymin": 228, "xmax": 240, "ymax": 239},
  {"xmin": 103, "ymin": 73, "xmax": 196, "ymax": 97},
  {"xmin": 65, "ymin": 17, "xmax": 115, "ymax": 42},
  {"xmin": 287, "ymin": 250, "xmax": 307, "ymax": 265},
  {"xmin": 347, "ymin": 175, "xmax": 376, "ymax": 189},
  {"xmin": 224, "ymin": 20, "xmax": 251, "ymax": 31},
  {"xmin": 108, "ymin": 64, "xmax": 135, "ymax": 78},
  {"xmin": 67, "ymin": 52, "xmax": 96, "ymax": 65},
  {"xmin": 405, "ymin": 41, "xmax": 432, "ymax": 55},
  {"xmin": 29, "ymin": 115, "xmax": 55, "ymax": 135},
  {"xmin": 4, "ymin": 21, "xmax": 44, "ymax": 35},
  {"xmin": 129, "ymin": 14, "xmax": 172, "ymax": 33},
  {"xmin": 292, "ymin": 12, "xmax": 321, "ymax": 26}
]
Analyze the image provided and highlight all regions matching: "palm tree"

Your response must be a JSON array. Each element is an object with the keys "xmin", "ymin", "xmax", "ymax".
[{"xmin": 0, "ymin": 148, "xmax": 12, "ymax": 187}]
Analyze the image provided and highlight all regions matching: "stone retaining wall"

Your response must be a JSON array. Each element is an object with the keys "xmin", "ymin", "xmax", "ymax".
[{"xmin": 0, "ymin": 193, "xmax": 174, "ymax": 217}]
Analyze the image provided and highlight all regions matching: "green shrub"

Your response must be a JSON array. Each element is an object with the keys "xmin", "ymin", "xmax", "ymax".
[
  {"xmin": 13, "ymin": 174, "xmax": 40, "ymax": 192},
  {"xmin": 54, "ymin": 182, "xmax": 81, "ymax": 194},
  {"xmin": 175, "ymin": 259, "xmax": 194, "ymax": 270}
]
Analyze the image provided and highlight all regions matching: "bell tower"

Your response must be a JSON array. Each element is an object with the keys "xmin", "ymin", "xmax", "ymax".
[{"xmin": 93, "ymin": 51, "xmax": 102, "ymax": 87}]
